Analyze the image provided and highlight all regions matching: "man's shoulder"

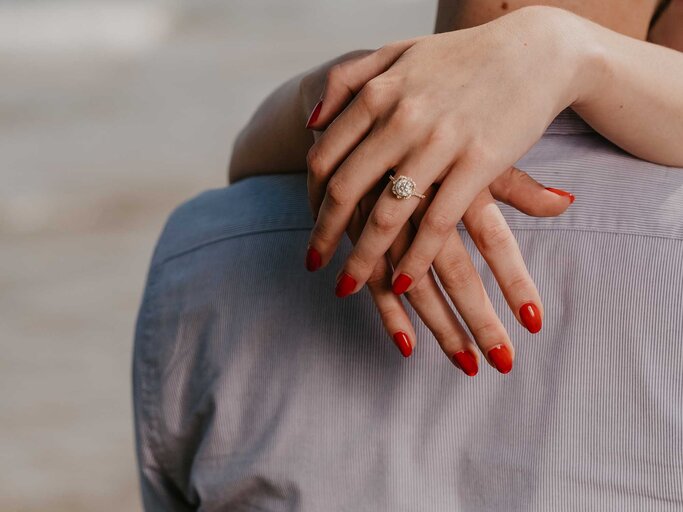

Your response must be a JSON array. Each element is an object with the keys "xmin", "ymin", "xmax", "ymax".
[
  {"xmin": 150, "ymin": 138, "xmax": 683, "ymax": 270},
  {"xmin": 151, "ymin": 173, "xmax": 312, "ymax": 267}
]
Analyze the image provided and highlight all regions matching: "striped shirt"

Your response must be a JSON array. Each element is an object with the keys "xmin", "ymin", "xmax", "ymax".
[{"xmin": 134, "ymin": 110, "xmax": 683, "ymax": 511}]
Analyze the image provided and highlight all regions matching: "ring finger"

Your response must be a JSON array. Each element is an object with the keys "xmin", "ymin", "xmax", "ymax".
[{"xmin": 332, "ymin": 148, "xmax": 453, "ymax": 298}]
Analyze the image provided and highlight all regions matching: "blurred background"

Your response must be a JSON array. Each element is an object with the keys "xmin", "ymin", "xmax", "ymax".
[{"xmin": 0, "ymin": 0, "xmax": 433, "ymax": 510}]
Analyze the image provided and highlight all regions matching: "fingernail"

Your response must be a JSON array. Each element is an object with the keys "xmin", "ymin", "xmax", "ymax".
[
  {"xmin": 393, "ymin": 332, "xmax": 413, "ymax": 358},
  {"xmin": 335, "ymin": 272, "xmax": 357, "ymax": 298},
  {"xmin": 305, "ymin": 100, "xmax": 323, "ymax": 129},
  {"xmin": 487, "ymin": 345, "xmax": 513, "ymax": 374},
  {"xmin": 546, "ymin": 187, "xmax": 575, "ymax": 204},
  {"xmin": 452, "ymin": 351, "xmax": 478, "ymax": 376},
  {"xmin": 392, "ymin": 273, "xmax": 412, "ymax": 295},
  {"xmin": 519, "ymin": 303, "xmax": 542, "ymax": 334},
  {"xmin": 305, "ymin": 246, "xmax": 322, "ymax": 272}
]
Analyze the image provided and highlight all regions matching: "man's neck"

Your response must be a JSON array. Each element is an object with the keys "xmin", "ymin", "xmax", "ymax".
[{"xmin": 435, "ymin": 0, "xmax": 660, "ymax": 39}]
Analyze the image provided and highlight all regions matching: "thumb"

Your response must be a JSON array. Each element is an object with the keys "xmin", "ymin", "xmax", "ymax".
[{"xmin": 489, "ymin": 166, "xmax": 575, "ymax": 218}]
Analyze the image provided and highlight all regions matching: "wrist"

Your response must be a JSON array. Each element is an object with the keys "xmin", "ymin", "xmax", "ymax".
[
  {"xmin": 512, "ymin": 6, "xmax": 607, "ymax": 111},
  {"xmin": 551, "ymin": 9, "xmax": 610, "ymax": 110}
]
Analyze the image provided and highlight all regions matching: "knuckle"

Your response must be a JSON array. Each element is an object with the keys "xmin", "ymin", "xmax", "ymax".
[
  {"xmin": 366, "ymin": 269, "xmax": 388, "ymax": 289},
  {"xmin": 378, "ymin": 305, "xmax": 403, "ymax": 326},
  {"xmin": 433, "ymin": 326, "xmax": 466, "ymax": 350},
  {"xmin": 310, "ymin": 220, "xmax": 334, "ymax": 246},
  {"xmin": 465, "ymin": 137, "xmax": 498, "ymax": 169},
  {"xmin": 358, "ymin": 78, "xmax": 385, "ymax": 111},
  {"xmin": 325, "ymin": 177, "xmax": 348, "ymax": 208},
  {"xmin": 475, "ymin": 220, "xmax": 514, "ymax": 254},
  {"xmin": 404, "ymin": 279, "xmax": 431, "ymax": 302},
  {"xmin": 493, "ymin": 167, "xmax": 518, "ymax": 201},
  {"xmin": 505, "ymin": 166, "xmax": 533, "ymax": 192},
  {"xmin": 403, "ymin": 250, "xmax": 435, "ymax": 275},
  {"xmin": 427, "ymin": 122, "xmax": 457, "ymax": 147},
  {"xmin": 473, "ymin": 319, "xmax": 507, "ymax": 346},
  {"xmin": 372, "ymin": 294, "xmax": 402, "ymax": 320},
  {"xmin": 326, "ymin": 63, "xmax": 346, "ymax": 87},
  {"xmin": 366, "ymin": 261, "xmax": 390, "ymax": 289},
  {"xmin": 369, "ymin": 205, "xmax": 399, "ymax": 232},
  {"xmin": 391, "ymin": 98, "xmax": 422, "ymax": 130},
  {"xmin": 423, "ymin": 210, "xmax": 454, "ymax": 237},
  {"xmin": 510, "ymin": 166, "xmax": 530, "ymax": 184},
  {"xmin": 346, "ymin": 250, "xmax": 375, "ymax": 277},
  {"xmin": 306, "ymin": 145, "xmax": 327, "ymax": 178},
  {"xmin": 504, "ymin": 272, "xmax": 532, "ymax": 295},
  {"xmin": 438, "ymin": 255, "xmax": 477, "ymax": 290}
]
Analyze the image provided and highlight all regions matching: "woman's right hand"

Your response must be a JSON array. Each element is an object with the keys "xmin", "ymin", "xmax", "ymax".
[{"xmin": 345, "ymin": 169, "xmax": 572, "ymax": 375}]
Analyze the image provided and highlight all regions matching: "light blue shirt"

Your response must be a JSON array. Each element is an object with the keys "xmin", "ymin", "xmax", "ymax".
[{"xmin": 133, "ymin": 111, "xmax": 683, "ymax": 511}]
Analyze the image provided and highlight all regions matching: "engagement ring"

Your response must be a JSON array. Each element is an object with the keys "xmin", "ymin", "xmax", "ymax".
[{"xmin": 389, "ymin": 175, "xmax": 426, "ymax": 200}]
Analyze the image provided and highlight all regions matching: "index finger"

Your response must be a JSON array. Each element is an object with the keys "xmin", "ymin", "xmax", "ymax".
[{"xmin": 308, "ymin": 39, "xmax": 419, "ymax": 131}]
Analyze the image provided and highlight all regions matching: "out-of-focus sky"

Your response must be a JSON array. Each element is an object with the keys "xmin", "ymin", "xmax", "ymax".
[{"xmin": 0, "ymin": 1, "xmax": 433, "ymax": 510}]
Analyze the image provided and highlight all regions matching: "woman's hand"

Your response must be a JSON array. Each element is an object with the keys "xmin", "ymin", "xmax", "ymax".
[
  {"xmin": 231, "ymin": 3, "xmax": 682, "ymax": 371},
  {"xmin": 305, "ymin": 7, "xmax": 588, "ymax": 300},
  {"xmin": 299, "ymin": 50, "xmax": 374, "ymax": 133},
  {"xmin": 299, "ymin": 40, "xmax": 575, "ymax": 372},
  {"xmin": 348, "ymin": 172, "xmax": 572, "ymax": 375}
]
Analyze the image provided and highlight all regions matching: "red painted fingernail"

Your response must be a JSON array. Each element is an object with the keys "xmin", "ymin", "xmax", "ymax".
[
  {"xmin": 546, "ymin": 187, "xmax": 575, "ymax": 204},
  {"xmin": 487, "ymin": 345, "xmax": 513, "ymax": 374},
  {"xmin": 305, "ymin": 100, "xmax": 323, "ymax": 129},
  {"xmin": 305, "ymin": 246, "xmax": 322, "ymax": 272},
  {"xmin": 393, "ymin": 332, "xmax": 413, "ymax": 358},
  {"xmin": 392, "ymin": 274, "xmax": 412, "ymax": 295},
  {"xmin": 519, "ymin": 303, "xmax": 542, "ymax": 333},
  {"xmin": 452, "ymin": 351, "xmax": 478, "ymax": 377},
  {"xmin": 335, "ymin": 272, "xmax": 357, "ymax": 298}
]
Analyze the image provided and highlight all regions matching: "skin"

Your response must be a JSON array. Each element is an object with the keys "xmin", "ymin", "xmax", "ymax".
[
  {"xmin": 434, "ymin": 0, "xmax": 660, "ymax": 38},
  {"xmin": 229, "ymin": 2, "xmax": 682, "ymax": 374},
  {"xmin": 233, "ymin": 47, "xmax": 570, "ymax": 373},
  {"xmin": 305, "ymin": 5, "xmax": 683, "ymax": 363},
  {"xmin": 650, "ymin": 0, "xmax": 683, "ymax": 51},
  {"xmin": 316, "ymin": 52, "xmax": 572, "ymax": 368}
]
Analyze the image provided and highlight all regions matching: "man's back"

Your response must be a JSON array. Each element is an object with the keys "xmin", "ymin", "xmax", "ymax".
[{"xmin": 134, "ymin": 112, "xmax": 683, "ymax": 511}]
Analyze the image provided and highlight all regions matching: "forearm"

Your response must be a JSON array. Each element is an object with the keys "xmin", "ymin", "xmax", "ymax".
[
  {"xmin": 228, "ymin": 72, "xmax": 312, "ymax": 183},
  {"xmin": 571, "ymin": 12, "xmax": 683, "ymax": 167}
]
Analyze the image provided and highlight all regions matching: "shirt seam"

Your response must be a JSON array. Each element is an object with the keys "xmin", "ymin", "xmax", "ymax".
[
  {"xmin": 134, "ymin": 265, "xmax": 173, "ymax": 472},
  {"xmin": 153, "ymin": 225, "xmax": 683, "ymax": 268}
]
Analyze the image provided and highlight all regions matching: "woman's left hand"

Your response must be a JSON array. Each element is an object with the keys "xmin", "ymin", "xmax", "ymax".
[{"xmin": 305, "ymin": 6, "xmax": 590, "ymax": 296}]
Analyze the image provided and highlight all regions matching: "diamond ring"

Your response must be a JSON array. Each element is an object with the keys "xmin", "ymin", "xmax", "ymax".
[{"xmin": 389, "ymin": 175, "xmax": 426, "ymax": 200}]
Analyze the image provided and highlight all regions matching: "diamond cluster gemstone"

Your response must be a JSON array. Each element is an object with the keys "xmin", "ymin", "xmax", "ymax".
[{"xmin": 392, "ymin": 176, "xmax": 415, "ymax": 199}]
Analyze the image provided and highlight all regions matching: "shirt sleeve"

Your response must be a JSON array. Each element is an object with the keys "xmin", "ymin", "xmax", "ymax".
[{"xmin": 133, "ymin": 267, "xmax": 195, "ymax": 512}]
